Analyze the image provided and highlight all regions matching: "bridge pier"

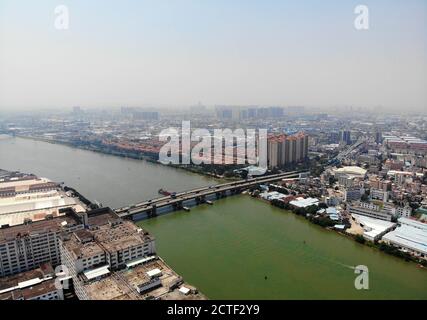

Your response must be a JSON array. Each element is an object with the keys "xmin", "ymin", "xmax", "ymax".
[
  {"xmin": 195, "ymin": 195, "xmax": 206, "ymax": 204},
  {"xmin": 172, "ymin": 201, "xmax": 183, "ymax": 211},
  {"xmin": 230, "ymin": 188, "xmax": 241, "ymax": 195},
  {"xmin": 115, "ymin": 171, "xmax": 303, "ymax": 220},
  {"xmin": 148, "ymin": 205, "xmax": 157, "ymax": 217}
]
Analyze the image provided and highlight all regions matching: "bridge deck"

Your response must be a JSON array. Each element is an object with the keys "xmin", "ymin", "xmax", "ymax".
[{"xmin": 114, "ymin": 171, "xmax": 304, "ymax": 218}]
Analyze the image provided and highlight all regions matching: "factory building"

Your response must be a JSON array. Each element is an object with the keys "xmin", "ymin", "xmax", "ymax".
[
  {"xmin": 60, "ymin": 208, "xmax": 156, "ymax": 300},
  {"xmin": 0, "ymin": 213, "xmax": 84, "ymax": 277}
]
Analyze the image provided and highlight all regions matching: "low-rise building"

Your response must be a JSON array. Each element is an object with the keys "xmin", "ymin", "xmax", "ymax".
[
  {"xmin": 382, "ymin": 218, "xmax": 427, "ymax": 259},
  {"xmin": 333, "ymin": 166, "xmax": 367, "ymax": 179},
  {"xmin": 324, "ymin": 196, "xmax": 340, "ymax": 206},
  {"xmin": 0, "ymin": 263, "xmax": 64, "ymax": 300},
  {"xmin": 348, "ymin": 201, "xmax": 395, "ymax": 221},
  {"xmin": 80, "ymin": 257, "xmax": 205, "ymax": 300},
  {"xmin": 351, "ymin": 214, "xmax": 396, "ymax": 241},
  {"xmin": 289, "ymin": 197, "xmax": 319, "ymax": 209}
]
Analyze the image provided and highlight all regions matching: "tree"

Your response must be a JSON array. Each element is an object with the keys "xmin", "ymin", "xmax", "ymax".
[
  {"xmin": 294, "ymin": 207, "xmax": 307, "ymax": 216},
  {"xmin": 355, "ymin": 235, "xmax": 366, "ymax": 244},
  {"xmin": 409, "ymin": 202, "xmax": 420, "ymax": 211},
  {"xmin": 306, "ymin": 205, "xmax": 319, "ymax": 215},
  {"xmin": 318, "ymin": 202, "xmax": 328, "ymax": 209}
]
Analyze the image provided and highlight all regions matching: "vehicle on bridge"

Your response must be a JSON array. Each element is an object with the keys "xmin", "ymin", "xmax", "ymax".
[{"xmin": 158, "ymin": 189, "xmax": 177, "ymax": 198}]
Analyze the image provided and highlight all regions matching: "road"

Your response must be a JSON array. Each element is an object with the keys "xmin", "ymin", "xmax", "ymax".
[{"xmin": 115, "ymin": 171, "xmax": 305, "ymax": 218}]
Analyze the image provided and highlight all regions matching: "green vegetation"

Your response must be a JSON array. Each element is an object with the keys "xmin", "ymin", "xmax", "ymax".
[
  {"xmin": 270, "ymin": 200, "xmax": 336, "ymax": 228},
  {"xmin": 355, "ymin": 234, "xmax": 366, "ymax": 244},
  {"xmin": 377, "ymin": 242, "xmax": 413, "ymax": 261},
  {"xmin": 270, "ymin": 196, "xmax": 427, "ymax": 267}
]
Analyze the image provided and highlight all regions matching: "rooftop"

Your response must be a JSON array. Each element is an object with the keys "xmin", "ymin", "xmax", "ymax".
[
  {"xmin": 61, "ymin": 211, "xmax": 154, "ymax": 258},
  {"xmin": 383, "ymin": 222, "xmax": 427, "ymax": 255},
  {"xmin": 352, "ymin": 214, "xmax": 396, "ymax": 240},
  {"xmin": 0, "ymin": 185, "xmax": 87, "ymax": 227},
  {"xmin": 62, "ymin": 231, "xmax": 104, "ymax": 259},
  {"xmin": 333, "ymin": 166, "xmax": 367, "ymax": 176},
  {"xmin": 82, "ymin": 258, "xmax": 205, "ymax": 300},
  {"xmin": 0, "ymin": 177, "xmax": 53, "ymax": 190},
  {"xmin": 289, "ymin": 197, "xmax": 319, "ymax": 208},
  {"xmin": 0, "ymin": 213, "xmax": 82, "ymax": 244},
  {"xmin": 95, "ymin": 220, "xmax": 154, "ymax": 253},
  {"xmin": 0, "ymin": 263, "xmax": 57, "ymax": 300}
]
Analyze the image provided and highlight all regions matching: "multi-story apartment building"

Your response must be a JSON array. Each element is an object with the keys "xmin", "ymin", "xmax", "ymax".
[
  {"xmin": 344, "ymin": 187, "xmax": 362, "ymax": 202},
  {"xmin": 348, "ymin": 201, "xmax": 395, "ymax": 221},
  {"xmin": 60, "ymin": 208, "xmax": 156, "ymax": 300},
  {"xmin": 369, "ymin": 177, "xmax": 392, "ymax": 191},
  {"xmin": 349, "ymin": 201, "xmax": 412, "ymax": 221},
  {"xmin": 0, "ymin": 263, "xmax": 64, "ymax": 300},
  {"xmin": 338, "ymin": 175, "xmax": 356, "ymax": 188},
  {"xmin": 0, "ymin": 213, "xmax": 84, "ymax": 277},
  {"xmin": 389, "ymin": 205, "xmax": 412, "ymax": 218},
  {"xmin": 383, "ymin": 135, "xmax": 427, "ymax": 155},
  {"xmin": 340, "ymin": 130, "xmax": 351, "ymax": 145},
  {"xmin": 370, "ymin": 188, "xmax": 389, "ymax": 202},
  {"xmin": 267, "ymin": 133, "xmax": 308, "ymax": 169},
  {"xmin": 267, "ymin": 138, "xmax": 279, "ymax": 169}
]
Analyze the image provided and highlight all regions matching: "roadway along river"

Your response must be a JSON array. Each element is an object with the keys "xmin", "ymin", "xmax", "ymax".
[{"xmin": 1, "ymin": 136, "xmax": 426, "ymax": 299}]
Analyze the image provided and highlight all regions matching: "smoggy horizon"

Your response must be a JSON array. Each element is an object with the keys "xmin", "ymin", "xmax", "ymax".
[{"xmin": 1, "ymin": 0, "xmax": 426, "ymax": 112}]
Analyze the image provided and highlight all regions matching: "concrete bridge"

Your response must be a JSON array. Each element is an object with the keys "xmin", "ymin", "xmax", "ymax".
[{"xmin": 114, "ymin": 171, "xmax": 305, "ymax": 220}]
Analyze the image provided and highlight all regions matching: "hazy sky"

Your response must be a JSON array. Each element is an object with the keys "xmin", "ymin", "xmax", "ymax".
[{"xmin": 0, "ymin": 0, "xmax": 426, "ymax": 112}]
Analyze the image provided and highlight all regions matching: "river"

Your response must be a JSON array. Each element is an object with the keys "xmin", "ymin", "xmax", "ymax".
[{"xmin": 1, "ymin": 135, "xmax": 426, "ymax": 299}]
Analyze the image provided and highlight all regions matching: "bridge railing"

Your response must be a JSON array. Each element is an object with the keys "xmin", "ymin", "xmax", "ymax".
[{"xmin": 114, "ymin": 171, "xmax": 303, "ymax": 213}]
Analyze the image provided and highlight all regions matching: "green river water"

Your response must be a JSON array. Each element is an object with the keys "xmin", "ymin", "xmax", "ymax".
[
  {"xmin": 140, "ymin": 196, "xmax": 427, "ymax": 299},
  {"xmin": 1, "ymin": 136, "xmax": 426, "ymax": 299}
]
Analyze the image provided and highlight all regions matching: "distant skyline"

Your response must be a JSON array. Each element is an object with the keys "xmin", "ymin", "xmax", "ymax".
[{"xmin": 0, "ymin": 0, "xmax": 426, "ymax": 112}]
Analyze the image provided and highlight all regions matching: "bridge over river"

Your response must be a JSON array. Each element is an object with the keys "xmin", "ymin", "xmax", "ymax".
[{"xmin": 114, "ymin": 171, "xmax": 305, "ymax": 220}]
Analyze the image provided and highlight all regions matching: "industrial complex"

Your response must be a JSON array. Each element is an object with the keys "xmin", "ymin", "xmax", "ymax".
[{"xmin": 0, "ymin": 169, "xmax": 205, "ymax": 300}]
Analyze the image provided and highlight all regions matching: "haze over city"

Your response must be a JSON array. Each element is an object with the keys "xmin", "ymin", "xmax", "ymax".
[
  {"xmin": 1, "ymin": 0, "xmax": 427, "ymax": 311},
  {"xmin": 0, "ymin": 0, "xmax": 426, "ymax": 112}
]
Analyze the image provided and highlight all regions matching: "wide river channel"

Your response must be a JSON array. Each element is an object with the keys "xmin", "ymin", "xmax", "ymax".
[{"xmin": 1, "ymin": 135, "xmax": 426, "ymax": 299}]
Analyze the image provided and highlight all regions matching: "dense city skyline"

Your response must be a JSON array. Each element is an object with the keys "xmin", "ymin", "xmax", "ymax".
[{"xmin": 1, "ymin": 108, "xmax": 427, "ymax": 302}]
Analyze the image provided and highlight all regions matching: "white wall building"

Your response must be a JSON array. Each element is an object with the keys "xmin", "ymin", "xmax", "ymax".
[
  {"xmin": 0, "ymin": 215, "xmax": 83, "ymax": 277},
  {"xmin": 348, "ymin": 201, "xmax": 394, "ymax": 221},
  {"xmin": 370, "ymin": 188, "xmax": 389, "ymax": 202},
  {"xmin": 382, "ymin": 218, "xmax": 427, "ymax": 259}
]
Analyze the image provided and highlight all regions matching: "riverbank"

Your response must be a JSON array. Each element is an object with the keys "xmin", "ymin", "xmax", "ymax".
[
  {"xmin": 140, "ymin": 195, "xmax": 427, "ymax": 299},
  {"xmin": 2, "ymin": 136, "xmax": 426, "ymax": 299},
  {"xmin": 259, "ymin": 194, "xmax": 427, "ymax": 269},
  {"xmin": 16, "ymin": 135, "xmax": 232, "ymax": 181},
  {"xmin": 0, "ymin": 136, "xmax": 219, "ymax": 208}
]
